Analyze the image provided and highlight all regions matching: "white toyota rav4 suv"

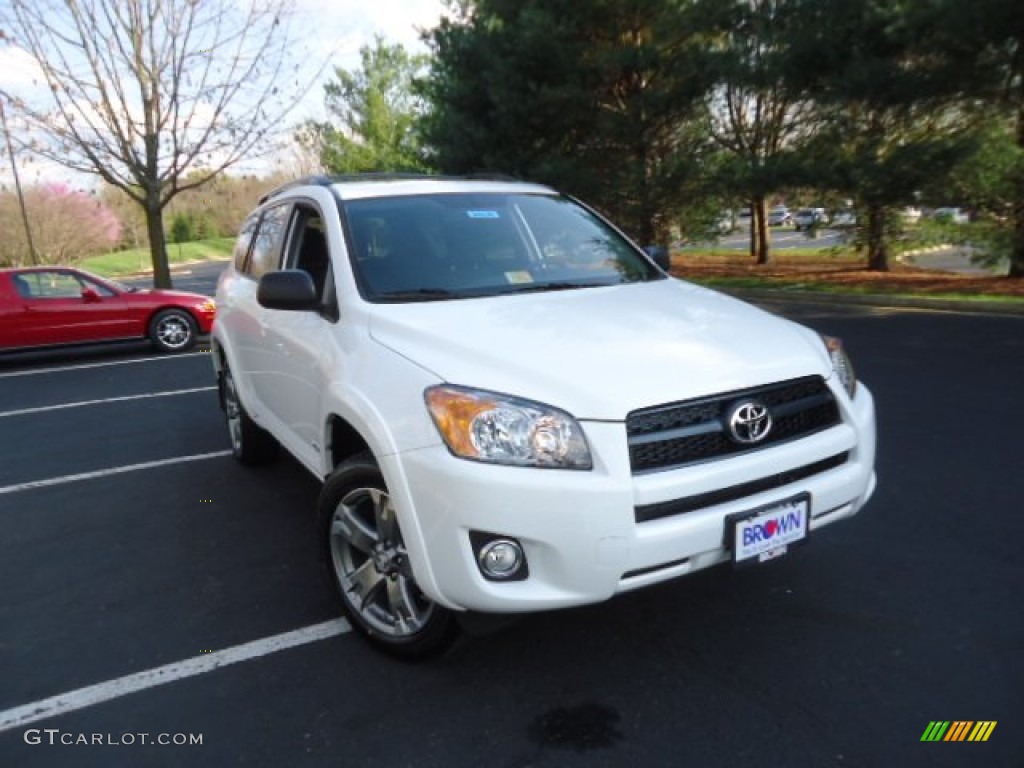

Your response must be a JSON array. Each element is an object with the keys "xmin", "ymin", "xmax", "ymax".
[{"xmin": 212, "ymin": 175, "xmax": 877, "ymax": 658}]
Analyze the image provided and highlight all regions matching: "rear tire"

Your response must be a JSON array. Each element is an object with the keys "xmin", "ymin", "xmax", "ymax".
[
  {"xmin": 149, "ymin": 308, "xmax": 197, "ymax": 353},
  {"xmin": 319, "ymin": 453, "xmax": 458, "ymax": 660},
  {"xmin": 220, "ymin": 366, "xmax": 278, "ymax": 465}
]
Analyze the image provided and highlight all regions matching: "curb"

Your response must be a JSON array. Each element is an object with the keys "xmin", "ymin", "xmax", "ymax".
[
  {"xmin": 713, "ymin": 287, "xmax": 1024, "ymax": 316},
  {"xmin": 119, "ymin": 256, "xmax": 232, "ymax": 279}
]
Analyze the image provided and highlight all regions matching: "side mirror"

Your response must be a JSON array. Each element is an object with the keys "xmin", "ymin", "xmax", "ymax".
[
  {"xmin": 643, "ymin": 245, "xmax": 670, "ymax": 272},
  {"xmin": 257, "ymin": 270, "xmax": 319, "ymax": 311},
  {"xmin": 81, "ymin": 287, "xmax": 101, "ymax": 303}
]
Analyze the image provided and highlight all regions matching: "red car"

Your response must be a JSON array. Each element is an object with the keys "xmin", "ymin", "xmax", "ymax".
[{"xmin": 0, "ymin": 266, "xmax": 216, "ymax": 354}]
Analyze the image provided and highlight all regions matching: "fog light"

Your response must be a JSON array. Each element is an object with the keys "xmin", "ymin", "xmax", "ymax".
[{"xmin": 478, "ymin": 539, "xmax": 524, "ymax": 580}]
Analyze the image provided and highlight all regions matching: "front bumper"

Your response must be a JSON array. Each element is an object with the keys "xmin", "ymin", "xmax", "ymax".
[
  {"xmin": 194, "ymin": 307, "xmax": 216, "ymax": 334},
  {"xmin": 385, "ymin": 381, "xmax": 876, "ymax": 613}
]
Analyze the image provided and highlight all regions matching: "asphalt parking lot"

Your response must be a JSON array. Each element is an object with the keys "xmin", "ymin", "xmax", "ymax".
[{"xmin": 0, "ymin": 280, "xmax": 1022, "ymax": 767}]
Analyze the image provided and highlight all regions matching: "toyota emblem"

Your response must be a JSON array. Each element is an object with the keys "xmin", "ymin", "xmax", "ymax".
[{"xmin": 727, "ymin": 400, "xmax": 772, "ymax": 444}]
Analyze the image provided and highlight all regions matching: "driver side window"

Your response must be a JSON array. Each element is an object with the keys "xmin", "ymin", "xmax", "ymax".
[
  {"xmin": 282, "ymin": 204, "xmax": 331, "ymax": 301},
  {"xmin": 246, "ymin": 204, "xmax": 291, "ymax": 280}
]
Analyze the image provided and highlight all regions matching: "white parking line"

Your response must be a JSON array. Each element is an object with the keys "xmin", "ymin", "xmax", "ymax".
[
  {"xmin": 0, "ymin": 619, "xmax": 351, "ymax": 733},
  {"xmin": 0, "ymin": 386, "xmax": 217, "ymax": 419},
  {"xmin": 0, "ymin": 451, "xmax": 233, "ymax": 496},
  {"xmin": 0, "ymin": 350, "xmax": 210, "ymax": 379}
]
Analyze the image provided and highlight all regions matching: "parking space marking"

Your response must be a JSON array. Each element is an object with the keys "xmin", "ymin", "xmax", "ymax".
[
  {"xmin": 0, "ymin": 619, "xmax": 351, "ymax": 732},
  {"xmin": 0, "ymin": 386, "xmax": 217, "ymax": 419},
  {"xmin": 0, "ymin": 350, "xmax": 209, "ymax": 379},
  {"xmin": 0, "ymin": 451, "xmax": 232, "ymax": 496}
]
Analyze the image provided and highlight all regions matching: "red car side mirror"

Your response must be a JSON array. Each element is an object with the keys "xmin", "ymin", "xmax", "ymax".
[{"xmin": 81, "ymin": 287, "xmax": 102, "ymax": 303}]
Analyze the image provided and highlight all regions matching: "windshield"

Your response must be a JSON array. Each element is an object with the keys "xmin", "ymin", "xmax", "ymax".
[{"xmin": 342, "ymin": 193, "xmax": 663, "ymax": 302}]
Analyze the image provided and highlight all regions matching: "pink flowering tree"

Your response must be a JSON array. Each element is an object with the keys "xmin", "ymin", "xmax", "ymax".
[{"xmin": 0, "ymin": 183, "xmax": 121, "ymax": 266}]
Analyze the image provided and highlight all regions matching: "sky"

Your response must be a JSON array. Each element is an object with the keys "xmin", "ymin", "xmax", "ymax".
[
  {"xmin": 282, "ymin": 0, "xmax": 447, "ymax": 118},
  {"xmin": 0, "ymin": 0, "xmax": 448, "ymax": 189}
]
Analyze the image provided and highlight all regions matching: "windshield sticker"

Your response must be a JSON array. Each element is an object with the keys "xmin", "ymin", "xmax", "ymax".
[
  {"xmin": 466, "ymin": 210, "xmax": 500, "ymax": 219},
  {"xmin": 504, "ymin": 271, "xmax": 534, "ymax": 284}
]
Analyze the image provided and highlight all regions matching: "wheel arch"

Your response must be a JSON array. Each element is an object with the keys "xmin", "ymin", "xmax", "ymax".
[
  {"xmin": 325, "ymin": 412, "xmax": 373, "ymax": 473},
  {"xmin": 319, "ymin": 401, "xmax": 455, "ymax": 611},
  {"xmin": 210, "ymin": 338, "xmax": 227, "ymax": 407},
  {"xmin": 210, "ymin": 337, "xmax": 230, "ymax": 373},
  {"xmin": 210, "ymin": 334, "xmax": 259, "ymax": 420}
]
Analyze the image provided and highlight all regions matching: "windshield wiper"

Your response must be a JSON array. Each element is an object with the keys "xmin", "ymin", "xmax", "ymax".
[
  {"xmin": 500, "ymin": 281, "xmax": 604, "ymax": 294},
  {"xmin": 374, "ymin": 288, "xmax": 459, "ymax": 302}
]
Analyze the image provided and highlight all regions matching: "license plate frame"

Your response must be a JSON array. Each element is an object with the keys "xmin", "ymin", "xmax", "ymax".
[{"xmin": 727, "ymin": 493, "xmax": 811, "ymax": 565}]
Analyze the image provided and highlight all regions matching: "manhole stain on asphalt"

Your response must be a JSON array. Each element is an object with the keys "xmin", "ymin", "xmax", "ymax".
[{"xmin": 528, "ymin": 702, "xmax": 623, "ymax": 751}]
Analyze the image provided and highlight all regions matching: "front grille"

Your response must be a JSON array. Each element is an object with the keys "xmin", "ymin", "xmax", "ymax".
[
  {"xmin": 634, "ymin": 452, "xmax": 848, "ymax": 523},
  {"xmin": 626, "ymin": 376, "xmax": 839, "ymax": 473}
]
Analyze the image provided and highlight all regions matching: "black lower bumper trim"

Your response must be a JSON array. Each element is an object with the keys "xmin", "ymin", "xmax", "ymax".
[{"xmin": 634, "ymin": 453, "xmax": 849, "ymax": 523}]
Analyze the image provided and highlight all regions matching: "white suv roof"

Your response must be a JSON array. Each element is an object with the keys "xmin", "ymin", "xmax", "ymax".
[
  {"xmin": 261, "ymin": 174, "xmax": 557, "ymax": 204},
  {"xmin": 330, "ymin": 178, "xmax": 555, "ymax": 201}
]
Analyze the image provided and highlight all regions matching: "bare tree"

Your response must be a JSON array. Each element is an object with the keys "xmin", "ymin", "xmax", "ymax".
[
  {"xmin": 284, "ymin": 128, "xmax": 326, "ymax": 178},
  {"xmin": 0, "ymin": 0, "xmax": 319, "ymax": 287},
  {"xmin": 163, "ymin": 169, "xmax": 292, "ymax": 239}
]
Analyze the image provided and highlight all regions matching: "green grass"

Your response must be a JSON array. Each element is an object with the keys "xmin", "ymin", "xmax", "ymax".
[
  {"xmin": 81, "ymin": 238, "xmax": 234, "ymax": 278},
  {"xmin": 680, "ymin": 246, "xmax": 857, "ymax": 259},
  {"xmin": 688, "ymin": 275, "xmax": 1024, "ymax": 303}
]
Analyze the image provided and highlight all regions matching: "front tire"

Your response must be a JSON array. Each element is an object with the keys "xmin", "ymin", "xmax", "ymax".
[
  {"xmin": 149, "ymin": 308, "xmax": 197, "ymax": 353},
  {"xmin": 220, "ymin": 366, "xmax": 278, "ymax": 465},
  {"xmin": 319, "ymin": 453, "xmax": 458, "ymax": 659}
]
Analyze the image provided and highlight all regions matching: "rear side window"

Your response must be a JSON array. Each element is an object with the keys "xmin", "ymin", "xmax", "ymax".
[{"xmin": 246, "ymin": 204, "xmax": 291, "ymax": 280}]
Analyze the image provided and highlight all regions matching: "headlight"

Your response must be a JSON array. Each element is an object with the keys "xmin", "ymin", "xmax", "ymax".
[
  {"xmin": 425, "ymin": 385, "xmax": 592, "ymax": 469},
  {"xmin": 821, "ymin": 335, "xmax": 856, "ymax": 397}
]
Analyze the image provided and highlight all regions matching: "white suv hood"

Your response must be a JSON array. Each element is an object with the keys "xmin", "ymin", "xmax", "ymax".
[{"xmin": 368, "ymin": 279, "xmax": 831, "ymax": 420}]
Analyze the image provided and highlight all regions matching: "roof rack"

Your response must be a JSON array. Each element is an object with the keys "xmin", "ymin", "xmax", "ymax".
[
  {"xmin": 257, "ymin": 171, "xmax": 526, "ymax": 205},
  {"xmin": 463, "ymin": 172, "xmax": 521, "ymax": 182},
  {"xmin": 258, "ymin": 175, "xmax": 334, "ymax": 204}
]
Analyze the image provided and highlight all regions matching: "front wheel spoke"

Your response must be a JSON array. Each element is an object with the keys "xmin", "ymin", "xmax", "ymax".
[
  {"xmin": 370, "ymin": 489, "xmax": 397, "ymax": 544},
  {"xmin": 345, "ymin": 559, "xmax": 385, "ymax": 610},
  {"xmin": 332, "ymin": 507, "xmax": 377, "ymax": 555},
  {"xmin": 387, "ymin": 577, "xmax": 423, "ymax": 632}
]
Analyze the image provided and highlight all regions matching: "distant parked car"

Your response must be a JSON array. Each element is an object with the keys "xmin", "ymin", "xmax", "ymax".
[
  {"xmin": 715, "ymin": 210, "xmax": 736, "ymax": 234},
  {"xmin": 767, "ymin": 205, "xmax": 791, "ymax": 227},
  {"xmin": 900, "ymin": 207, "xmax": 922, "ymax": 224},
  {"xmin": 0, "ymin": 266, "xmax": 216, "ymax": 354},
  {"xmin": 832, "ymin": 209, "xmax": 857, "ymax": 227},
  {"xmin": 931, "ymin": 207, "xmax": 968, "ymax": 225},
  {"xmin": 793, "ymin": 207, "xmax": 829, "ymax": 231}
]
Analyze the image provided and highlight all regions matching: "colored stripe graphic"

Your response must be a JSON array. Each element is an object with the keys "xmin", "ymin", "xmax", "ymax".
[
  {"xmin": 921, "ymin": 720, "xmax": 997, "ymax": 742},
  {"xmin": 945, "ymin": 721, "xmax": 972, "ymax": 741},
  {"xmin": 968, "ymin": 722, "xmax": 997, "ymax": 742},
  {"xmin": 921, "ymin": 721, "xmax": 949, "ymax": 741}
]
